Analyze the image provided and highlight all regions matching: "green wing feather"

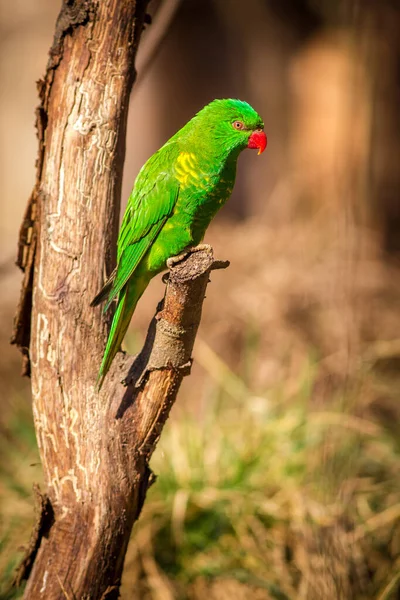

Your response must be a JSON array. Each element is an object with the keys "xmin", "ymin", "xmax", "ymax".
[
  {"xmin": 117, "ymin": 169, "xmax": 177, "ymax": 259},
  {"xmin": 93, "ymin": 147, "xmax": 180, "ymax": 311},
  {"xmin": 103, "ymin": 220, "xmax": 165, "ymax": 311}
]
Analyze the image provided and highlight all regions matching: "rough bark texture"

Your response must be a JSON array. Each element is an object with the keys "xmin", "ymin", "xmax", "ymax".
[{"xmin": 11, "ymin": 1, "xmax": 227, "ymax": 598}]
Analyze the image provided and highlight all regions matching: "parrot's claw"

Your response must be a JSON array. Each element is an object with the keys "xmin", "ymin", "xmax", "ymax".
[
  {"xmin": 167, "ymin": 244, "xmax": 212, "ymax": 269},
  {"xmin": 167, "ymin": 252, "xmax": 190, "ymax": 268},
  {"xmin": 190, "ymin": 243, "xmax": 212, "ymax": 253}
]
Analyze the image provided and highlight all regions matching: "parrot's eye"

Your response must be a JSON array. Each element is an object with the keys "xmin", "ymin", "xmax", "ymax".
[{"xmin": 232, "ymin": 121, "xmax": 245, "ymax": 130}]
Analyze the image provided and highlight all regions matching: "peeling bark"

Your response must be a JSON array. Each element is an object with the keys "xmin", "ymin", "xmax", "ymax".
[
  {"xmin": 11, "ymin": 1, "xmax": 97, "ymax": 375},
  {"xmin": 13, "ymin": 485, "xmax": 54, "ymax": 587}
]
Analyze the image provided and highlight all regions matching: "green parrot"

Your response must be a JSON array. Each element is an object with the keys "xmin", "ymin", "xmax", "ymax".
[{"xmin": 92, "ymin": 98, "xmax": 267, "ymax": 388}]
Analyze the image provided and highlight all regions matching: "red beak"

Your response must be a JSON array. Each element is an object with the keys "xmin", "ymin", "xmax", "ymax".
[{"xmin": 248, "ymin": 130, "xmax": 267, "ymax": 155}]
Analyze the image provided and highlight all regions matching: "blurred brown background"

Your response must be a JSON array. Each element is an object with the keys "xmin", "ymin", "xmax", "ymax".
[
  {"xmin": 1, "ymin": 1, "xmax": 400, "ymax": 598},
  {"xmin": 2, "ymin": 0, "xmax": 400, "ymax": 392}
]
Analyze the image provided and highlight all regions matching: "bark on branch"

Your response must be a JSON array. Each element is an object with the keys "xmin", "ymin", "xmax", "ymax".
[
  {"xmin": 20, "ymin": 247, "xmax": 227, "ymax": 600},
  {"xmin": 10, "ymin": 1, "xmax": 228, "ymax": 598}
]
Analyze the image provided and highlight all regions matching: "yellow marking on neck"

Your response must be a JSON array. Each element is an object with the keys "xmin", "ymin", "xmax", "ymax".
[{"xmin": 175, "ymin": 152, "xmax": 201, "ymax": 188}]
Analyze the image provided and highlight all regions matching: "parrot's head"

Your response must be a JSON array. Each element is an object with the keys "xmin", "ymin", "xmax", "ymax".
[{"xmin": 193, "ymin": 98, "xmax": 267, "ymax": 157}]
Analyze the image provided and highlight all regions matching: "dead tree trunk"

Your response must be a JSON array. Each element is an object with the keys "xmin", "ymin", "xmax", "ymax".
[{"xmin": 11, "ymin": 2, "xmax": 227, "ymax": 598}]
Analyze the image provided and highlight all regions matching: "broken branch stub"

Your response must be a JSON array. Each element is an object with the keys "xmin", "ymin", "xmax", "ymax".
[
  {"xmin": 126, "ymin": 246, "xmax": 229, "ymax": 382},
  {"xmin": 113, "ymin": 246, "xmax": 229, "ymax": 456}
]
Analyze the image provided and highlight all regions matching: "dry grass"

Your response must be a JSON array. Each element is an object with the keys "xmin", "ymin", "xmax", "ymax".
[
  {"xmin": 1, "ymin": 211, "xmax": 400, "ymax": 599},
  {"xmin": 121, "ymin": 205, "xmax": 400, "ymax": 599},
  {"xmin": 119, "ymin": 341, "xmax": 400, "ymax": 599}
]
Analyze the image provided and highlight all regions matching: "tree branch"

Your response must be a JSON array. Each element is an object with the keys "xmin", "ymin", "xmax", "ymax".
[
  {"xmin": 11, "ymin": 2, "xmax": 229, "ymax": 597},
  {"xmin": 21, "ymin": 246, "xmax": 227, "ymax": 599}
]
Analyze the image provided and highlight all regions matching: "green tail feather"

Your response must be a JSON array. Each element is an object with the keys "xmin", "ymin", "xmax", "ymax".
[{"xmin": 96, "ymin": 279, "xmax": 146, "ymax": 390}]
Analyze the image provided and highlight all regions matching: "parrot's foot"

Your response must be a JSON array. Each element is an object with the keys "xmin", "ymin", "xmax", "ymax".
[
  {"xmin": 166, "ymin": 244, "xmax": 212, "ymax": 269},
  {"xmin": 190, "ymin": 243, "xmax": 212, "ymax": 253},
  {"xmin": 166, "ymin": 253, "xmax": 189, "ymax": 269}
]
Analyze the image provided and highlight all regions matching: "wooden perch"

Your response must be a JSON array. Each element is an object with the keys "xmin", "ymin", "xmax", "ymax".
[{"xmin": 9, "ymin": 1, "xmax": 228, "ymax": 598}]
